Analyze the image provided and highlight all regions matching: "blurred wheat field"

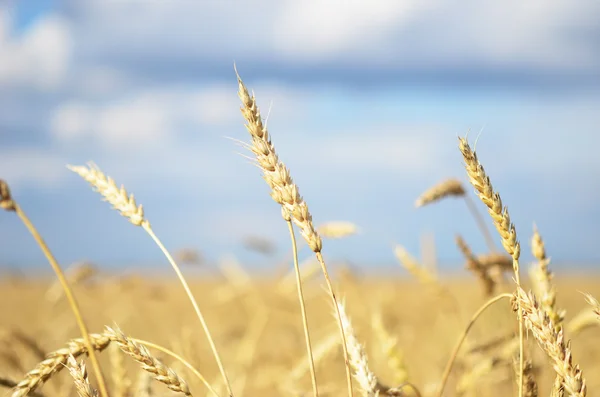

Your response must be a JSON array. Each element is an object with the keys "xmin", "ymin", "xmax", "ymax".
[{"xmin": 1, "ymin": 273, "xmax": 600, "ymax": 397}]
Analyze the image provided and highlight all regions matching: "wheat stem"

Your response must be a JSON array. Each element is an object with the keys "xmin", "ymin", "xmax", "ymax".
[
  {"xmin": 142, "ymin": 224, "xmax": 232, "ymax": 396},
  {"xmin": 316, "ymin": 252, "xmax": 354, "ymax": 397},
  {"xmin": 287, "ymin": 219, "xmax": 319, "ymax": 397},
  {"xmin": 436, "ymin": 293, "xmax": 512, "ymax": 397},
  {"xmin": 12, "ymin": 205, "xmax": 109, "ymax": 397}
]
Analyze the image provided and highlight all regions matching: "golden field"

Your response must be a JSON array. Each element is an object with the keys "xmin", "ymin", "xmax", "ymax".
[{"xmin": 1, "ymin": 273, "xmax": 599, "ymax": 397}]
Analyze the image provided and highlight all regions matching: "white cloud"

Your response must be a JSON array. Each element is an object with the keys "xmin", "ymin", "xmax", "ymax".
[
  {"xmin": 51, "ymin": 86, "xmax": 238, "ymax": 148},
  {"xmin": 0, "ymin": 12, "xmax": 72, "ymax": 90},
  {"xmin": 273, "ymin": 0, "xmax": 427, "ymax": 60},
  {"xmin": 51, "ymin": 102, "xmax": 93, "ymax": 140}
]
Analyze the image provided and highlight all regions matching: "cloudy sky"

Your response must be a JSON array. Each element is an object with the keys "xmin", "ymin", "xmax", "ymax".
[{"xmin": 1, "ymin": 0, "xmax": 600, "ymax": 272}]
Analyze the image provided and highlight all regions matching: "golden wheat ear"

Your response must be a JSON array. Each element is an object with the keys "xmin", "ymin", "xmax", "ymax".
[
  {"xmin": 415, "ymin": 178, "xmax": 465, "ymax": 207},
  {"xmin": 66, "ymin": 355, "xmax": 99, "ymax": 397},
  {"xmin": 105, "ymin": 326, "xmax": 192, "ymax": 396}
]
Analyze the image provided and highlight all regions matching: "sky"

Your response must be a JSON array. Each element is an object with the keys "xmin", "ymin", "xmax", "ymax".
[{"xmin": 1, "ymin": 0, "xmax": 600, "ymax": 273}]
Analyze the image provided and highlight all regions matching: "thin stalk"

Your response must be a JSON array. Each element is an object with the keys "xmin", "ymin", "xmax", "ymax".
[
  {"xmin": 514, "ymin": 261, "xmax": 525, "ymax": 397},
  {"xmin": 315, "ymin": 252, "xmax": 354, "ymax": 397},
  {"xmin": 142, "ymin": 224, "xmax": 233, "ymax": 397},
  {"xmin": 463, "ymin": 195, "xmax": 496, "ymax": 252},
  {"xmin": 131, "ymin": 338, "xmax": 218, "ymax": 397},
  {"xmin": 436, "ymin": 293, "xmax": 512, "ymax": 397},
  {"xmin": 14, "ymin": 205, "xmax": 109, "ymax": 397},
  {"xmin": 287, "ymin": 220, "xmax": 319, "ymax": 397}
]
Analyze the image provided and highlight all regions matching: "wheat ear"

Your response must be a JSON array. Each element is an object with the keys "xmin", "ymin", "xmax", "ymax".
[
  {"xmin": 415, "ymin": 178, "xmax": 465, "ymax": 207},
  {"xmin": 415, "ymin": 178, "xmax": 496, "ymax": 251},
  {"xmin": 68, "ymin": 164, "xmax": 232, "ymax": 396},
  {"xmin": 235, "ymin": 66, "xmax": 352, "ymax": 397},
  {"xmin": 458, "ymin": 136, "xmax": 525, "ymax": 397},
  {"xmin": 529, "ymin": 225, "xmax": 567, "ymax": 395},
  {"xmin": 105, "ymin": 327, "xmax": 191, "ymax": 396},
  {"xmin": 0, "ymin": 378, "xmax": 44, "ymax": 397},
  {"xmin": 530, "ymin": 226, "xmax": 564, "ymax": 330},
  {"xmin": 11, "ymin": 333, "xmax": 111, "ymax": 397},
  {"xmin": 66, "ymin": 355, "xmax": 98, "ymax": 397},
  {"xmin": 1, "ymin": 179, "xmax": 109, "ymax": 397},
  {"xmin": 317, "ymin": 221, "xmax": 360, "ymax": 239},
  {"xmin": 337, "ymin": 301, "xmax": 379, "ymax": 396},
  {"xmin": 514, "ymin": 359, "xmax": 538, "ymax": 397},
  {"xmin": 514, "ymin": 288, "xmax": 586, "ymax": 396}
]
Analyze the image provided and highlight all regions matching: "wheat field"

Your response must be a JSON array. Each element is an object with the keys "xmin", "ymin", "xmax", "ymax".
[{"xmin": 1, "ymin": 70, "xmax": 599, "ymax": 397}]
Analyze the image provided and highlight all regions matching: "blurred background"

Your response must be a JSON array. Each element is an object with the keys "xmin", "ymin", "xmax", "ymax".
[{"xmin": 1, "ymin": 0, "xmax": 600, "ymax": 272}]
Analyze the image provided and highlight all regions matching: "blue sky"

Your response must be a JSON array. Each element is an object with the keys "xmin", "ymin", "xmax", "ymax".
[{"xmin": 1, "ymin": 0, "xmax": 600, "ymax": 272}]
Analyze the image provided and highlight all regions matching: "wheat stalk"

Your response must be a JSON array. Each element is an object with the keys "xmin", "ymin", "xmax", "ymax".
[
  {"xmin": 1, "ymin": 178, "xmax": 109, "ymax": 397},
  {"xmin": 458, "ymin": 136, "xmax": 525, "ymax": 396},
  {"xmin": 436, "ymin": 293, "xmax": 512, "ymax": 397},
  {"xmin": 68, "ymin": 163, "xmax": 232, "ymax": 396},
  {"xmin": 236, "ymin": 66, "xmax": 351, "ymax": 397}
]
